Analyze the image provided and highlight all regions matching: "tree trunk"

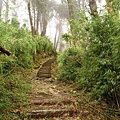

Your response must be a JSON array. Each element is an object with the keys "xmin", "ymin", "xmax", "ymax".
[
  {"xmin": 0, "ymin": 0, "xmax": 2, "ymax": 18},
  {"xmin": 33, "ymin": 7, "xmax": 36, "ymax": 34},
  {"xmin": 39, "ymin": 16, "xmax": 43, "ymax": 33},
  {"xmin": 81, "ymin": 0, "xmax": 85, "ymax": 10},
  {"xmin": 55, "ymin": 18, "xmax": 63, "ymax": 51},
  {"xmin": 67, "ymin": 0, "xmax": 77, "ymax": 46},
  {"xmin": 89, "ymin": 0, "xmax": 98, "ymax": 16},
  {"xmin": 67, "ymin": 0, "xmax": 75, "ymax": 36},
  {"xmin": 41, "ymin": 0, "xmax": 48, "ymax": 36},
  {"xmin": 36, "ymin": 10, "xmax": 39, "ymax": 34},
  {"xmin": 5, "ymin": 0, "xmax": 9, "ymax": 23},
  {"xmin": 41, "ymin": 13, "xmax": 47, "ymax": 36},
  {"xmin": 56, "ymin": 33, "xmax": 61, "ymax": 51},
  {"xmin": 67, "ymin": 0, "xmax": 75, "ymax": 19},
  {"xmin": 54, "ymin": 28, "xmax": 58, "ymax": 51},
  {"xmin": 27, "ymin": 0, "xmax": 34, "ymax": 36}
]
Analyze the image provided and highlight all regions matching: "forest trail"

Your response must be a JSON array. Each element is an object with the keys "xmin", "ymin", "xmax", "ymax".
[
  {"xmin": 21, "ymin": 56, "xmax": 79, "ymax": 120},
  {"xmin": 21, "ymin": 56, "xmax": 107, "ymax": 120}
]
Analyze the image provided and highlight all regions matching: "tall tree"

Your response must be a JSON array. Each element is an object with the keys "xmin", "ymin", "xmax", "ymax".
[
  {"xmin": 5, "ymin": 0, "xmax": 9, "ymax": 23},
  {"xmin": 30, "ymin": 0, "xmax": 41, "ymax": 35},
  {"xmin": 54, "ymin": 17, "xmax": 63, "ymax": 51},
  {"xmin": 52, "ymin": 1, "xmax": 69, "ymax": 51},
  {"xmin": 27, "ymin": 0, "xmax": 34, "ymax": 35},
  {"xmin": 66, "ymin": 0, "xmax": 75, "ymax": 37},
  {"xmin": 67, "ymin": 0, "xmax": 75, "ymax": 19},
  {"xmin": 0, "ymin": 0, "xmax": 2, "ymax": 18},
  {"xmin": 29, "ymin": 0, "xmax": 53, "ymax": 36},
  {"xmin": 41, "ymin": 0, "xmax": 48, "ymax": 36}
]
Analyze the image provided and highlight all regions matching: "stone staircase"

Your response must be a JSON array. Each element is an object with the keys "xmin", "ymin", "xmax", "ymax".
[
  {"xmin": 28, "ymin": 97, "xmax": 78, "ymax": 119},
  {"xmin": 37, "ymin": 57, "xmax": 56, "ymax": 78},
  {"xmin": 24, "ymin": 56, "xmax": 79, "ymax": 120}
]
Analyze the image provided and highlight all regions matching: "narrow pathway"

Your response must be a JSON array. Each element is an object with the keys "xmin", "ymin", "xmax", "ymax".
[
  {"xmin": 23, "ymin": 56, "xmax": 79, "ymax": 120},
  {"xmin": 20, "ymin": 56, "xmax": 109, "ymax": 120}
]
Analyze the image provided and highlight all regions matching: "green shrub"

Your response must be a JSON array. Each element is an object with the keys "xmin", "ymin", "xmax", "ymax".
[
  {"xmin": 35, "ymin": 36, "xmax": 54, "ymax": 55},
  {"xmin": 0, "ymin": 55, "xmax": 16, "ymax": 73},
  {"xmin": 57, "ymin": 47, "xmax": 81, "ymax": 82},
  {"xmin": 0, "ymin": 21, "xmax": 54, "ymax": 71},
  {"xmin": 0, "ymin": 74, "xmax": 30, "ymax": 120},
  {"xmin": 59, "ymin": 10, "xmax": 120, "ymax": 107},
  {"xmin": 79, "ymin": 15, "xmax": 120, "ymax": 105},
  {"xmin": 0, "ymin": 20, "xmax": 54, "ymax": 119}
]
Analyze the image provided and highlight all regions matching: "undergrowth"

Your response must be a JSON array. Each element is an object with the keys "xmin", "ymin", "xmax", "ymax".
[
  {"xmin": 57, "ymin": 47, "xmax": 81, "ymax": 82},
  {"xmin": 0, "ymin": 19, "xmax": 54, "ymax": 119},
  {"xmin": 57, "ymin": 3, "xmax": 120, "ymax": 118},
  {"xmin": 0, "ymin": 20, "xmax": 54, "ymax": 72},
  {"xmin": 0, "ymin": 72, "xmax": 30, "ymax": 120}
]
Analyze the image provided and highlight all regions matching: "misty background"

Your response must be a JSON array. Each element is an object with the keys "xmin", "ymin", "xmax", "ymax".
[{"xmin": 0, "ymin": 0, "xmax": 106, "ymax": 52}]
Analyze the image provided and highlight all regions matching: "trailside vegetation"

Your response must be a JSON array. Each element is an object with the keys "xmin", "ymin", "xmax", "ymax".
[
  {"xmin": 0, "ymin": 19, "xmax": 54, "ymax": 119},
  {"xmin": 57, "ymin": 47, "xmax": 81, "ymax": 82},
  {"xmin": 0, "ymin": 20, "xmax": 54, "ymax": 73},
  {"xmin": 57, "ymin": 1, "xmax": 120, "ymax": 115}
]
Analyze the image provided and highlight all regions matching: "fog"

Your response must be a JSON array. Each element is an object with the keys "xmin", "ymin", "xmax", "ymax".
[{"xmin": 1, "ymin": 0, "xmax": 106, "ymax": 52}]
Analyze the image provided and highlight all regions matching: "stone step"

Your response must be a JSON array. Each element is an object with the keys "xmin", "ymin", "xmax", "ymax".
[
  {"xmin": 37, "ymin": 70, "xmax": 51, "ymax": 74},
  {"xmin": 32, "ymin": 99, "xmax": 75, "ymax": 106},
  {"xmin": 37, "ymin": 73, "xmax": 51, "ymax": 78},
  {"xmin": 40, "ymin": 67, "xmax": 51, "ymax": 71},
  {"xmin": 37, "ymin": 66, "xmax": 51, "ymax": 71},
  {"xmin": 30, "ymin": 104, "xmax": 75, "ymax": 112},
  {"xmin": 37, "ymin": 57, "xmax": 56, "ymax": 78},
  {"xmin": 37, "ymin": 70, "xmax": 51, "ymax": 77},
  {"xmin": 28, "ymin": 109, "xmax": 78, "ymax": 119},
  {"xmin": 42, "ymin": 58, "xmax": 55, "ymax": 67}
]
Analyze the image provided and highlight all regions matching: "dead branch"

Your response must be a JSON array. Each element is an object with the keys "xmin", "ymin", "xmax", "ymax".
[{"xmin": 0, "ymin": 46, "xmax": 12, "ymax": 56}]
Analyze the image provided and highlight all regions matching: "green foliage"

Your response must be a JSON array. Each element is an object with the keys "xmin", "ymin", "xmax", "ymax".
[
  {"xmin": 57, "ymin": 47, "xmax": 81, "ymax": 82},
  {"xmin": 0, "ymin": 20, "xmax": 54, "ymax": 119},
  {"xmin": 62, "ymin": 33, "xmax": 71, "ymax": 43},
  {"xmin": 34, "ymin": 36, "xmax": 54, "ymax": 55},
  {"xmin": 0, "ymin": 21, "xmax": 54, "ymax": 72},
  {"xmin": 84, "ymin": 15, "xmax": 120, "ymax": 105},
  {"xmin": 58, "ymin": 9, "xmax": 120, "ymax": 107},
  {"xmin": 78, "ymin": 14, "xmax": 120, "ymax": 103},
  {"xmin": 0, "ymin": 55, "xmax": 16, "ymax": 73},
  {"xmin": 0, "ymin": 74, "xmax": 30, "ymax": 120},
  {"xmin": 11, "ymin": 18, "xmax": 20, "ymax": 28},
  {"xmin": 106, "ymin": 0, "xmax": 120, "ymax": 12}
]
